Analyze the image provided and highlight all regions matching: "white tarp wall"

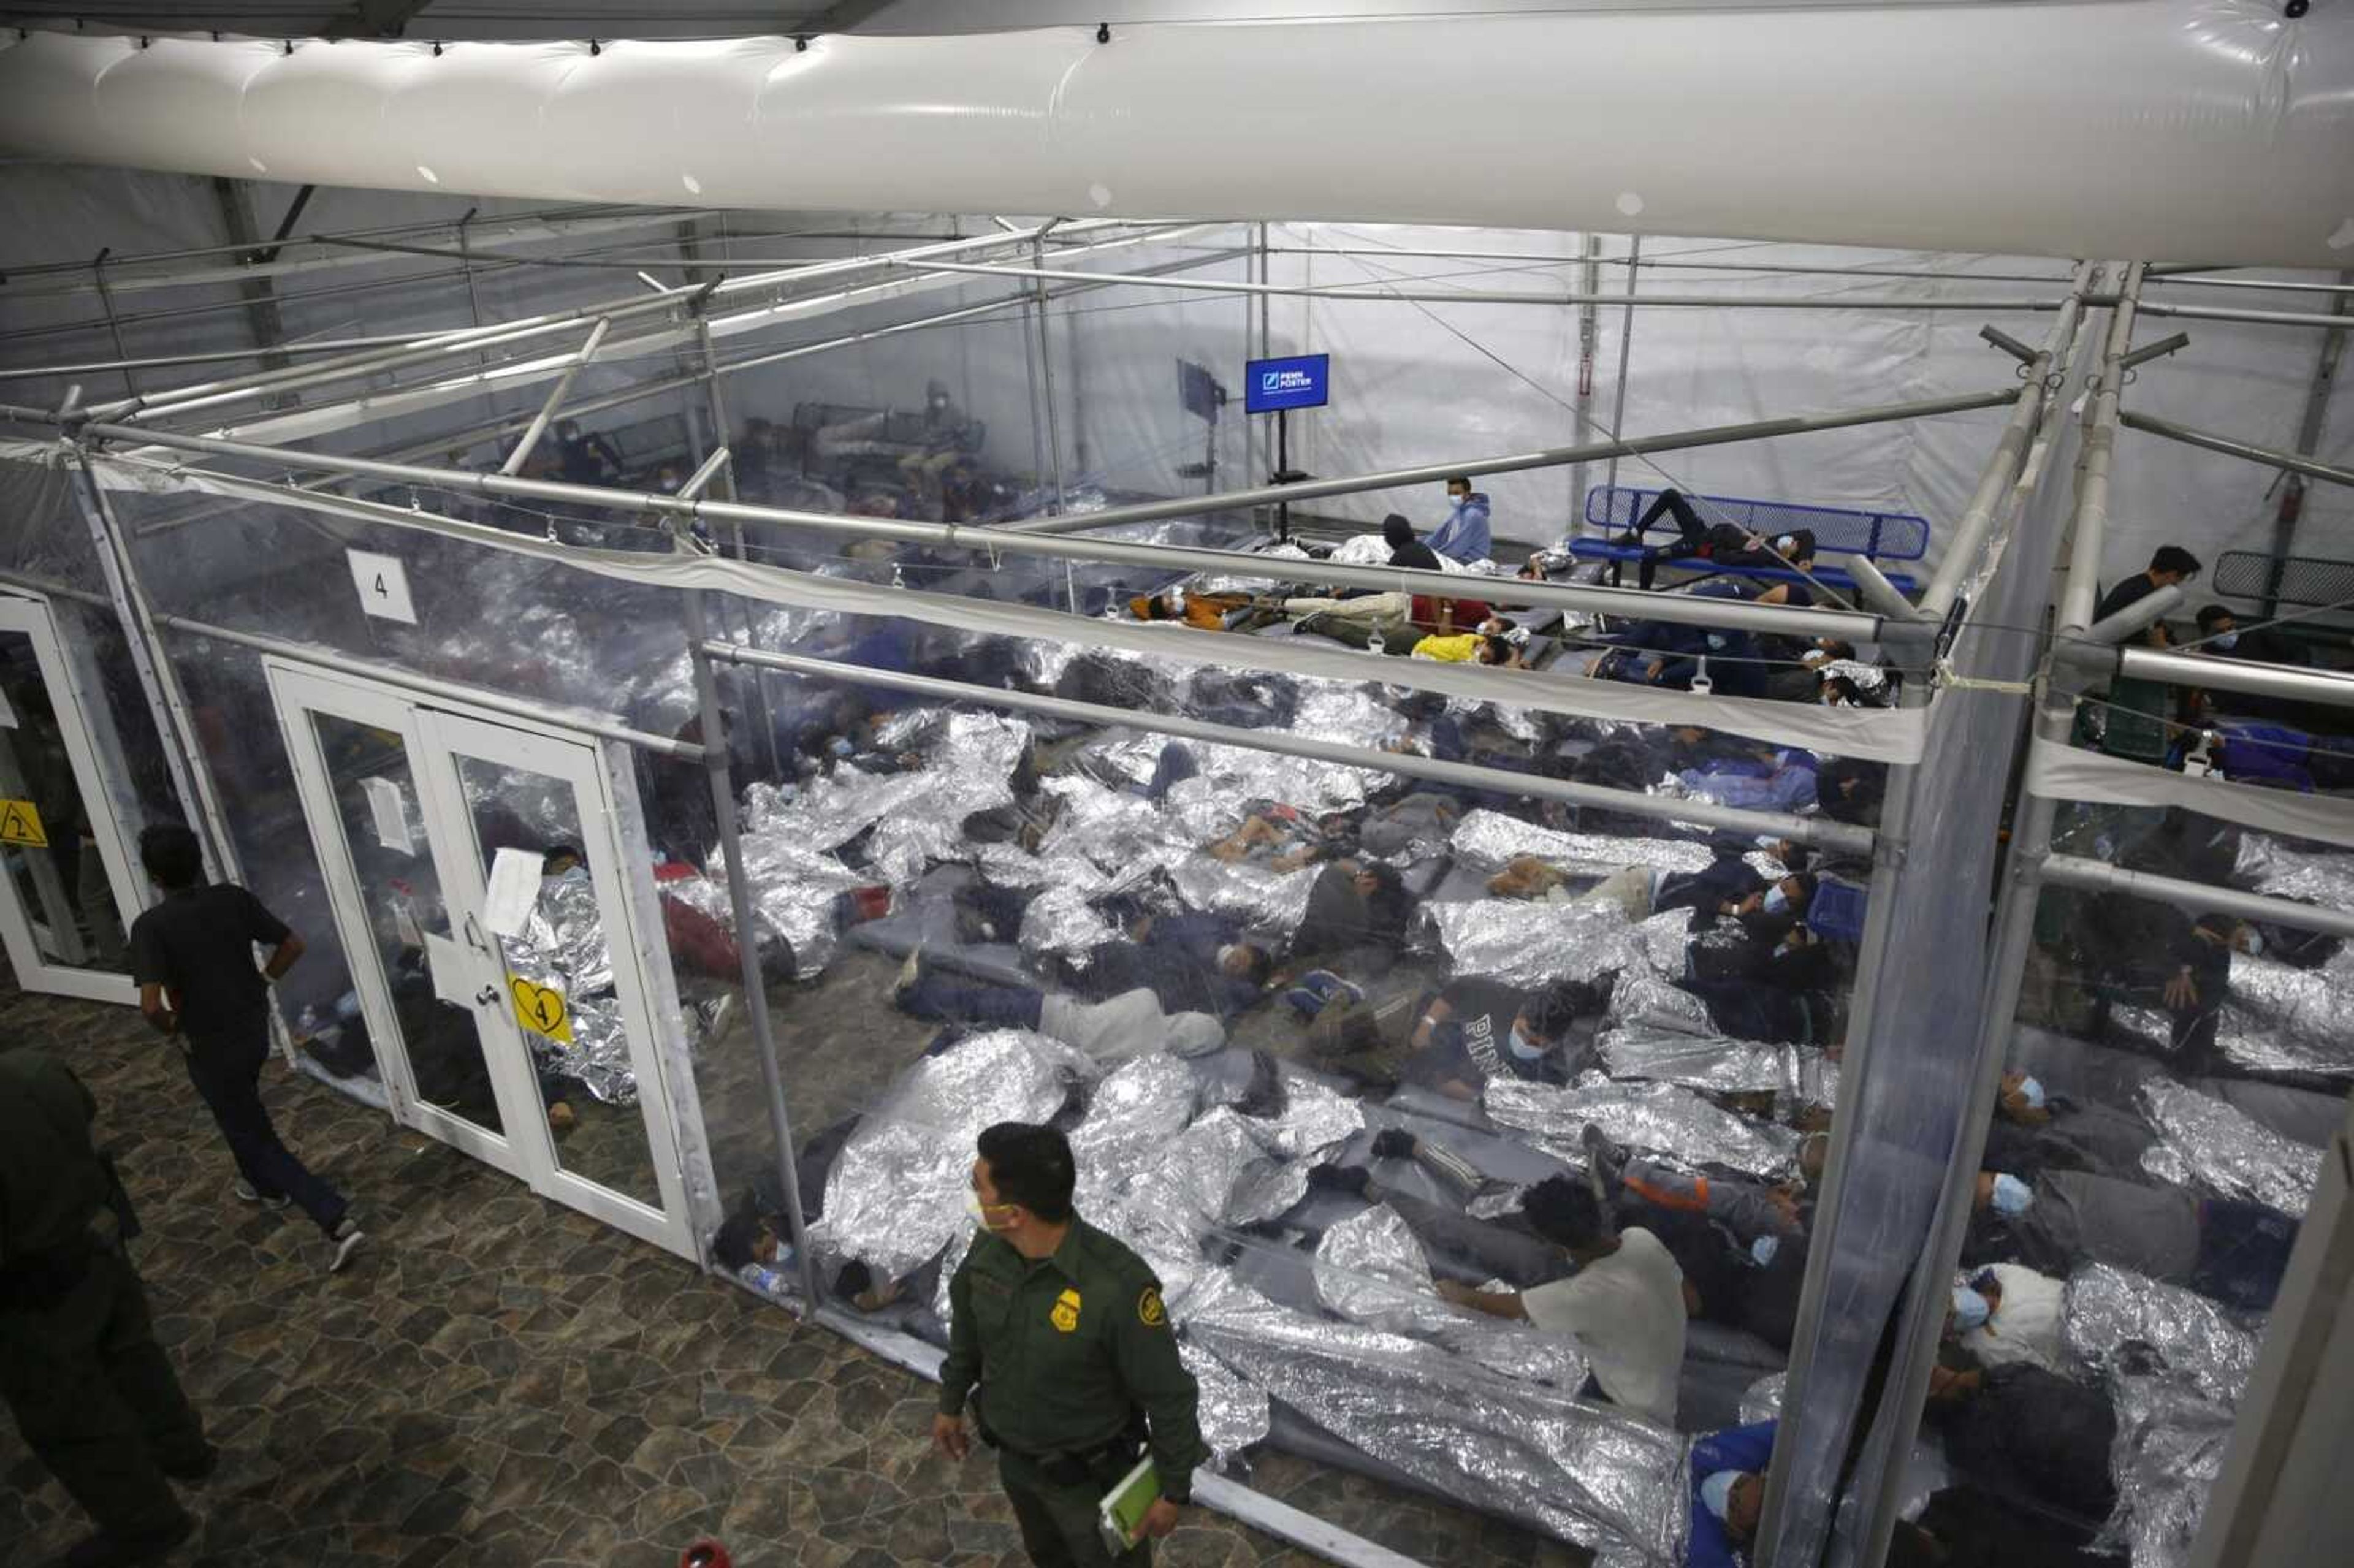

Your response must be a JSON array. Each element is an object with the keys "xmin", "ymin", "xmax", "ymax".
[{"xmin": 1219, "ymin": 224, "xmax": 2353, "ymax": 592}]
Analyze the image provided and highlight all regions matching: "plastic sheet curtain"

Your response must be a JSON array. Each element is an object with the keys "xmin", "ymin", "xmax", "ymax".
[{"xmin": 1773, "ymin": 473, "xmax": 2078, "ymax": 1562}]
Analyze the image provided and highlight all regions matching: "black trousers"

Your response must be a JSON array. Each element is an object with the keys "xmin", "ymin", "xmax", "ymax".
[
  {"xmin": 185, "ymin": 1032, "xmax": 347, "ymax": 1235},
  {"xmin": 0, "ymin": 1246, "xmax": 205, "ymax": 1537}
]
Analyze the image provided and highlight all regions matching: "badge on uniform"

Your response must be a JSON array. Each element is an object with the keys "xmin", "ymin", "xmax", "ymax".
[
  {"xmin": 1138, "ymin": 1287, "xmax": 1165, "ymax": 1328},
  {"xmin": 1050, "ymin": 1287, "xmax": 1082, "ymax": 1333}
]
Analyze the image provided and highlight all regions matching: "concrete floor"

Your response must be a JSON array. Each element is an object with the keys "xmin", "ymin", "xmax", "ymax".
[{"xmin": 0, "ymin": 971, "xmax": 1582, "ymax": 1568}]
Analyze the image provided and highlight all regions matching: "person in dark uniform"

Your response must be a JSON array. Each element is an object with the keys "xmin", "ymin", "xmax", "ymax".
[
  {"xmin": 932, "ymin": 1122, "xmax": 1208, "ymax": 1567},
  {"xmin": 127, "ymin": 823, "xmax": 365, "ymax": 1273},
  {"xmin": 0, "ymin": 1051, "xmax": 212, "ymax": 1567}
]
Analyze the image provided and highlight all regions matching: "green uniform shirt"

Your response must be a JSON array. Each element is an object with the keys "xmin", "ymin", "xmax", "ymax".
[
  {"xmin": 0, "ymin": 1052, "xmax": 107, "ymax": 1268},
  {"xmin": 940, "ymin": 1216, "xmax": 1208, "ymax": 1504}
]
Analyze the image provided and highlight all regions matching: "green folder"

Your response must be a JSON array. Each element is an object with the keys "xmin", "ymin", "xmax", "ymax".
[{"xmin": 1097, "ymin": 1454, "xmax": 1162, "ymax": 1556}]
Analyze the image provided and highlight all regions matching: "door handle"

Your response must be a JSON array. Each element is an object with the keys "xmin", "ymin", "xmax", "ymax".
[
  {"xmin": 463, "ymin": 913, "xmax": 490, "ymax": 954},
  {"xmin": 475, "ymin": 984, "xmax": 501, "ymax": 1007}
]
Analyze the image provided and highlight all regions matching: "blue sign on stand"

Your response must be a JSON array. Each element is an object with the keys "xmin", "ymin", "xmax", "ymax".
[{"xmin": 1244, "ymin": 353, "xmax": 1331, "ymax": 414}]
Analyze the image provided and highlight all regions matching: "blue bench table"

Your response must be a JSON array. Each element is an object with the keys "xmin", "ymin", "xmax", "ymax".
[{"xmin": 1566, "ymin": 486, "xmax": 1929, "ymax": 595}]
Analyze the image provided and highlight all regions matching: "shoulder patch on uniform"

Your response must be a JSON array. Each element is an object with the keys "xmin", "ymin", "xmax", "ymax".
[
  {"xmin": 1050, "ymin": 1288, "xmax": 1082, "ymax": 1333},
  {"xmin": 1138, "ymin": 1287, "xmax": 1166, "ymax": 1328}
]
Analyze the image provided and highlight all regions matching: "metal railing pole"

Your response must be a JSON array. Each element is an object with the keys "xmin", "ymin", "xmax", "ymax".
[
  {"xmin": 682, "ymin": 589, "xmax": 825, "ymax": 1312},
  {"xmin": 1600, "ymin": 236, "xmax": 1640, "ymax": 503},
  {"xmin": 1002, "ymin": 386, "xmax": 2019, "ymax": 539},
  {"xmin": 1033, "ymin": 235, "xmax": 1068, "ymax": 515},
  {"xmin": 2116, "ymin": 409, "xmax": 2354, "ymax": 492},
  {"xmin": 498, "ymin": 318, "xmax": 611, "ymax": 476}
]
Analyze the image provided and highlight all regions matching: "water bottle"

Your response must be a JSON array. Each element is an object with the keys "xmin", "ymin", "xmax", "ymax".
[
  {"xmin": 739, "ymin": 1257, "xmax": 793, "ymax": 1297},
  {"xmin": 296, "ymin": 1005, "xmax": 320, "ymax": 1037}
]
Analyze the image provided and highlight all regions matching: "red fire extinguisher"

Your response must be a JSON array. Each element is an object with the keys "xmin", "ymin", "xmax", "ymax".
[{"xmin": 681, "ymin": 1542, "xmax": 731, "ymax": 1568}]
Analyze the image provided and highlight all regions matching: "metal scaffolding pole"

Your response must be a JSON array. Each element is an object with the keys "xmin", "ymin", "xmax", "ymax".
[
  {"xmin": 1032, "ymin": 236, "xmax": 1067, "ymax": 514},
  {"xmin": 2117, "ymin": 409, "xmax": 2354, "ymax": 492},
  {"xmin": 1917, "ymin": 261, "xmax": 2100, "ymax": 616},
  {"xmin": 681, "ymin": 588, "xmax": 825, "ymax": 1313},
  {"xmin": 498, "ymin": 318, "xmax": 611, "ymax": 475},
  {"xmin": 2043, "ymin": 854, "xmax": 2354, "ymax": 940},
  {"xmin": 324, "ymin": 246, "xmax": 1256, "ymax": 489},
  {"xmin": 91, "ymin": 217, "xmax": 1142, "ymax": 425},
  {"xmin": 37, "ymin": 409, "xmax": 1946, "ymax": 643},
  {"xmin": 1570, "ymin": 233, "xmax": 1602, "ymax": 515},
  {"xmin": 900, "ymin": 256, "xmax": 2072, "ymax": 315},
  {"xmin": 699, "ymin": 641, "xmax": 1876, "ymax": 853},
  {"xmin": 2059, "ymin": 641, "xmax": 2354, "ymax": 714},
  {"xmin": 1825, "ymin": 261, "xmax": 2144, "ymax": 1568},
  {"xmin": 1005, "ymin": 384, "xmax": 2014, "ymax": 543},
  {"xmin": 1600, "ymin": 237, "xmax": 1641, "ymax": 501}
]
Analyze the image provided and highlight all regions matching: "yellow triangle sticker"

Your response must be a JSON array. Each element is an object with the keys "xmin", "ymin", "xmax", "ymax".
[{"xmin": 0, "ymin": 798, "xmax": 48, "ymax": 848}]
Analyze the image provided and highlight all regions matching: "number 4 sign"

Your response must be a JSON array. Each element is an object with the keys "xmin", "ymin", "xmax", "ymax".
[{"xmin": 346, "ymin": 550, "xmax": 419, "ymax": 625}]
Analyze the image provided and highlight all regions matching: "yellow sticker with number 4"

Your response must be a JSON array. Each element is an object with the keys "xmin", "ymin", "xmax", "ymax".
[{"xmin": 508, "ymin": 975, "xmax": 573, "ymax": 1045}]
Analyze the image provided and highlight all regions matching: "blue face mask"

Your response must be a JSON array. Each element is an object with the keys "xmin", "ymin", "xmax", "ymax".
[
  {"xmin": 1748, "ymin": 1235, "xmax": 1780, "ymax": 1267},
  {"xmin": 1990, "ymin": 1173, "xmax": 2034, "ymax": 1217},
  {"xmin": 2210, "ymin": 632, "xmax": 2239, "ymax": 650},
  {"xmin": 828, "ymin": 736, "xmax": 854, "ymax": 759},
  {"xmin": 1762, "ymin": 885, "xmax": 1791, "ymax": 916},
  {"xmin": 1506, "ymin": 1024, "xmax": 1547, "ymax": 1063}
]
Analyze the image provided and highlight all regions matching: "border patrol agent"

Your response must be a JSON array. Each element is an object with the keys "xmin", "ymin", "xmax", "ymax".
[
  {"xmin": 933, "ymin": 1121, "xmax": 1208, "ymax": 1567},
  {"xmin": 1, "ymin": 1050, "xmax": 213, "ymax": 1568}
]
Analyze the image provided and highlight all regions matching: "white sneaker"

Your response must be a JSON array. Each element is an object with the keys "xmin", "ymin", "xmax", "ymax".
[
  {"xmin": 327, "ymin": 1219, "xmax": 367, "ymax": 1274},
  {"xmin": 233, "ymin": 1179, "xmax": 291, "ymax": 1210}
]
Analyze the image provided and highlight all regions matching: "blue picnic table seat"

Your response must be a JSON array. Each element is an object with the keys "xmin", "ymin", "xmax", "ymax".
[{"xmin": 1566, "ymin": 486, "xmax": 1929, "ymax": 595}]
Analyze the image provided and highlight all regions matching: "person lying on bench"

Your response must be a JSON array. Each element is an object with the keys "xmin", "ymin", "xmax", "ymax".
[{"xmin": 1617, "ymin": 487, "xmax": 1818, "ymax": 590}]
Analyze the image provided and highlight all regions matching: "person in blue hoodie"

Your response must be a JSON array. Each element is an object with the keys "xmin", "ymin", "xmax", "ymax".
[
  {"xmin": 1688, "ymin": 1420, "xmax": 1775, "ymax": 1567},
  {"xmin": 1427, "ymin": 475, "xmax": 1493, "ymax": 565}
]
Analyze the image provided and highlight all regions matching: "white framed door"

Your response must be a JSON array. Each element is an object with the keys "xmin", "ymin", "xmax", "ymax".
[
  {"xmin": 267, "ymin": 660, "xmax": 697, "ymax": 1260},
  {"xmin": 0, "ymin": 594, "xmax": 148, "ymax": 1005}
]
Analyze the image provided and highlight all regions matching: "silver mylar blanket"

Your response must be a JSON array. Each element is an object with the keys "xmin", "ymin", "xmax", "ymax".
[
  {"xmin": 2060, "ymin": 1262, "xmax": 2261, "ymax": 1406},
  {"xmin": 2211, "ymin": 943, "xmax": 2354, "ymax": 1079},
  {"xmin": 2136, "ymin": 1078, "xmax": 2321, "ymax": 1218},
  {"xmin": 1432, "ymin": 898, "xmax": 1652, "ymax": 991},
  {"xmin": 1449, "ymin": 809, "xmax": 1715, "ymax": 881},
  {"xmin": 1601, "ymin": 1026, "xmax": 1839, "ymax": 1109},
  {"xmin": 497, "ymin": 866, "xmax": 633, "ymax": 1105},
  {"xmin": 2231, "ymin": 832, "xmax": 2354, "ymax": 912},
  {"xmin": 809, "ymin": 1029, "xmax": 1092, "ymax": 1284},
  {"xmin": 1184, "ymin": 1286, "xmax": 1686, "ymax": 1564},
  {"xmin": 2096, "ymin": 1372, "xmax": 2238, "ymax": 1568},
  {"xmin": 1487, "ymin": 1074, "xmax": 1801, "ymax": 1179}
]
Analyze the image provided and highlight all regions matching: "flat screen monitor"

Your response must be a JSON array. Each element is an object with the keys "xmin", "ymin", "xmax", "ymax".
[{"xmin": 1244, "ymin": 352, "xmax": 1330, "ymax": 414}]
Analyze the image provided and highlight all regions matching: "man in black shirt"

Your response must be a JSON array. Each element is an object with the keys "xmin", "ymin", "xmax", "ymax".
[
  {"xmin": 1400, "ymin": 976, "xmax": 1603, "ymax": 1098},
  {"xmin": 128, "ymin": 825, "xmax": 365, "ymax": 1273},
  {"xmin": 2092, "ymin": 544, "xmax": 2201, "ymax": 644},
  {"xmin": 1384, "ymin": 513, "xmax": 1444, "ymax": 573}
]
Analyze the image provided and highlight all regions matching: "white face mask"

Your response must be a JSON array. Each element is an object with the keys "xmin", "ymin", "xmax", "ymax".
[
  {"xmin": 2241, "ymin": 930, "xmax": 2264, "ymax": 958},
  {"xmin": 967, "ymin": 1191, "xmax": 1019, "ymax": 1233},
  {"xmin": 2211, "ymin": 631, "xmax": 2239, "ymax": 650},
  {"xmin": 1506, "ymin": 1024, "xmax": 1547, "ymax": 1063},
  {"xmin": 1762, "ymin": 885, "xmax": 1791, "ymax": 916},
  {"xmin": 1216, "ymin": 943, "xmax": 1239, "ymax": 968},
  {"xmin": 1990, "ymin": 1173, "xmax": 2035, "ymax": 1217}
]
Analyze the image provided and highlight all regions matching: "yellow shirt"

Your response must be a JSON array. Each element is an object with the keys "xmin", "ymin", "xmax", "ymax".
[{"xmin": 1412, "ymin": 633, "xmax": 1482, "ymax": 663}]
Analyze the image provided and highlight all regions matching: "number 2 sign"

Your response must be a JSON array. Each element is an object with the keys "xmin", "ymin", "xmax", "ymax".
[{"xmin": 346, "ymin": 549, "xmax": 419, "ymax": 625}]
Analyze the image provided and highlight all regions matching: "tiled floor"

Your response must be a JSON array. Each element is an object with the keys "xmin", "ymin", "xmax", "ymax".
[{"xmin": 1, "ymin": 975, "xmax": 1584, "ymax": 1568}]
